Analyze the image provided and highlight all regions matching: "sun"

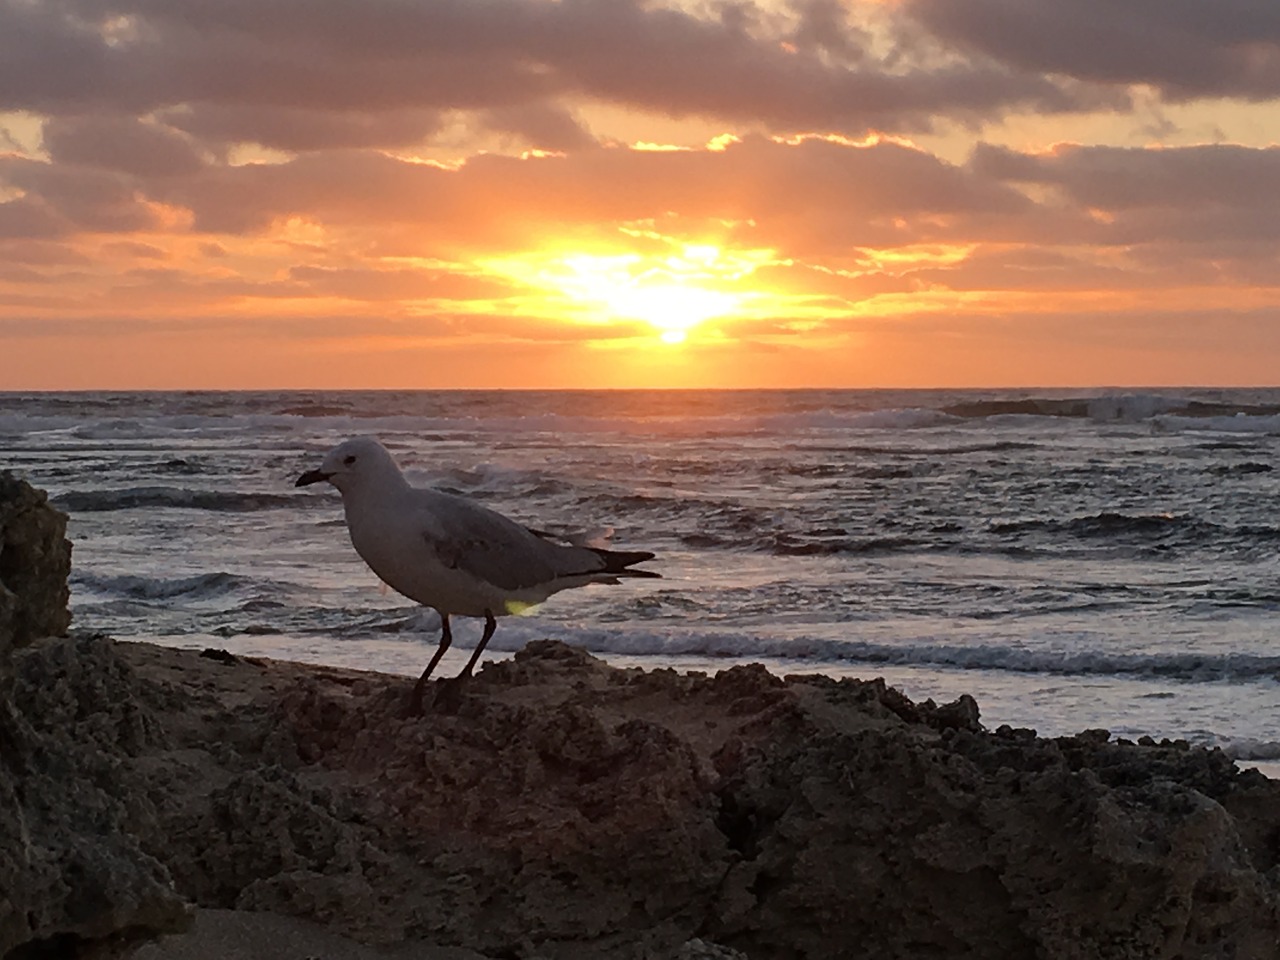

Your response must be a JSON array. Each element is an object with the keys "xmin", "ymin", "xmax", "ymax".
[
  {"xmin": 481, "ymin": 242, "xmax": 771, "ymax": 343},
  {"xmin": 555, "ymin": 249, "xmax": 744, "ymax": 343},
  {"xmin": 564, "ymin": 263, "xmax": 740, "ymax": 343}
]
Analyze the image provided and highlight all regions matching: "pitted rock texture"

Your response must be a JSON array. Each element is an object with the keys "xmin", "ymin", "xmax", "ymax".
[
  {"xmin": 0, "ymin": 472, "xmax": 71, "ymax": 665},
  {"xmin": 1, "ymin": 636, "xmax": 190, "ymax": 959},
  {"xmin": 11, "ymin": 635, "xmax": 1275, "ymax": 960},
  {"xmin": 0, "ymin": 477, "xmax": 185, "ymax": 960}
]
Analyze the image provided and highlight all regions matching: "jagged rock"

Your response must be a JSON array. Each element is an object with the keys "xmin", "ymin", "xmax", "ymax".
[
  {"xmin": 0, "ymin": 472, "xmax": 72, "ymax": 668},
  {"xmin": 7, "ymin": 596, "xmax": 1280, "ymax": 957},
  {"xmin": 46, "ymin": 636, "xmax": 1276, "ymax": 960},
  {"xmin": 0, "ymin": 621, "xmax": 189, "ymax": 955},
  {"xmin": 0, "ymin": 479, "xmax": 190, "ymax": 956},
  {"xmin": 709, "ymin": 684, "xmax": 1280, "ymax": 958}
]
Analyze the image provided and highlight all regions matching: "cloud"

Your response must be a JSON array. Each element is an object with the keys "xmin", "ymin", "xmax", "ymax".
[
  {"xmin": 42, "ymin": 115, "xmax": 205, "ymax": 178},
  {"xmin": 902, "ymin": 0, "xmax": 1280, "ymax": 101},
  {"xmin": 160, "ymin": 104, "xmax": 446, "ymax": 153},
  {"xmin": 146, "ymin": 130, "xmax": 1271, "ymax": 277},
  {"xmin": 970, "ymin": 142, "xmax": 1280, "ymax": 257},
  {"xmin": 6, "ymin": 132, "xmax": 1280, "ymax": 321},
  {"xmin": 0, "ymin": 196, "xmax": 67, "ymax": 240},
  {"xmin": 788, "ymin": 0, "xmax": 872, "ymax": 62},
  {"xmin": 146, "ymin": 134, "xmax": 1033, "ymax": 254},
  {"xmin": 0, "ymin": 306, "xmax": 652, "ymax": 348},
  {"xmin": 102, "ymin": 239, "xmax": 170, "ymax": 260},
  {"xmin": 0, "ymin": 156, "xmax": 163, "ymax": 234},
  {"xmin": 476, "ymin": 104, "xmax": 597, "ymax": 153},
  {"xmin": 973, "ymin": 142, "xmax": 1280, "ymax": 215},
  {"xmin": 0, "ymin": 239, "xmax": 91, "ymax": 266},
  {"xmin": 0, "ymin": 0, "xmax": 1117, "ymax": 147},
  {"xmin": 286, "ymin": 264, "xmax": 516, "ymax": 302}
]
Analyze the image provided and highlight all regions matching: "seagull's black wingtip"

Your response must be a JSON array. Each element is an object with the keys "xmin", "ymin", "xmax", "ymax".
[
  {"xmin": 620, "ymin": 567, "xmax": 662, "ymax": 579},
  {"xmin": 590, "ymin": 547, "xmax": 661, "ymax": 577}
]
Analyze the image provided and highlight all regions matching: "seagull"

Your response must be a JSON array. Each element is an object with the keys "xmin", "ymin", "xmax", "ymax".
[{"xmin": 296, "ymin": 436, "xmax": 659, "ymax": 712}]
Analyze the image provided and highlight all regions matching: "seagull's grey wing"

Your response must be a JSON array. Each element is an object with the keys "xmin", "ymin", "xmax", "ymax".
[{"xmin": 425, "ymin": 494, "xmax": 603, "ymax": 592}]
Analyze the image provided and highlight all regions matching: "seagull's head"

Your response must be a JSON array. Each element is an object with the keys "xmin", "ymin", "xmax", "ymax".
[{"xmin": 295, "ymin": 436, "xmax": 404, "ymax": 495}]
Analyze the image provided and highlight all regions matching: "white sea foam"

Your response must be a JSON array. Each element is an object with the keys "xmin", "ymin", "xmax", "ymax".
[
  {"xmin": 417, "ymin": 619, "xmax": 1280, "ymax": 683},
  {"xmin": 832, "ymin": 408, "xmax": 958, "ymax": 430},
  {"xmin": 1156, "ymin": 413, "xmax": 1280, "ymax": 435},
  {"xmin": 1086, "ymin": 394, "xmax": 1186, "ymax": 422},
  {"xmin": 9, "ymin": 392, "xmax": 1280, "ymax": 446},
  {"xmin": 73, "ymin": 570, "xmax": 259, "ymax": 601},
  {"xmin": 1216, "ymin": 738, "xmax": 1280, "ymax": 761},
  {"xmin": 55, "ymin": 485, "xmax": 297, "ymax": 512}
]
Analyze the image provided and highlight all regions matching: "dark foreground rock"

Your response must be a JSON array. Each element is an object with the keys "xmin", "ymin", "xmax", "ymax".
[
  {"xmin": 4, "ymin": 633, "xmax": 1279, "ymax": 960},
  {"xmin": 0, "ymin": 475, "xmax": 189, "ymax": 960},
  {"xmin": 0, "ymin": 471, "xmax": 72, "ymax": 668}
]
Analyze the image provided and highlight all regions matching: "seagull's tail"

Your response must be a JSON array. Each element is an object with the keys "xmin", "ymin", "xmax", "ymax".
[{"xmin": 589, "ymin": 547, "xmax": 661, "ymax": 579}]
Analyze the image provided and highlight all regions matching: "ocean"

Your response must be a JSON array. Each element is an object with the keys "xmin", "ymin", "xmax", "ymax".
[{"xmin": 4, "ymin": 388, "xmax": 1280, "ymax": 769}]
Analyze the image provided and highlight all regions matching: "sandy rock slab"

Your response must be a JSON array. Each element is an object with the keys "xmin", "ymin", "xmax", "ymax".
[{"xmin": 6, "ymin": 629, "xmax": 1279, "ymax": 959}]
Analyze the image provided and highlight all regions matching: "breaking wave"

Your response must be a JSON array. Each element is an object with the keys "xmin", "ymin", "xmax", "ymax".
[
  {"xmin": 477, "ymin": 628, "xmax": 1280, "ymax": 683},
  {"xmin": 73, "ymin": 570, "xmax": 260, "ymax": 601},
  {"xmin": 55, "ymin": 486, "xmax": 301, "ymax": 512},
  {"xmin": 942, "ymin": 394, "xmax": 1280, "ymax": 423}
]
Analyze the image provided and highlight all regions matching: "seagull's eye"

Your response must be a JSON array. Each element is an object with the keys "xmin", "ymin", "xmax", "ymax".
[{"xmin": 343, "ymin": 455, "xmax": 356, "ymax": 466}]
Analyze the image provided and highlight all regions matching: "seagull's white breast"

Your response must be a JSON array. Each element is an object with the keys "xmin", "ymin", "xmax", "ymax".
[{"xmin": 342, "ymin": 495, "xmax": 506, "ymax": 617}]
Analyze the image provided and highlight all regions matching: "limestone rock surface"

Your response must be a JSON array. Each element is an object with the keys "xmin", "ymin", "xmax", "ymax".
[
  {"xmin": 0, "ymin": 471, "xmax": 71, "ymax": 662},
  {"xmin": 16, "ymin": 636, "xmax": 1274, "ymax": 960},
  {"xmin": 0, "ymin": 478, "xmax": 188, "ymax": 960}
]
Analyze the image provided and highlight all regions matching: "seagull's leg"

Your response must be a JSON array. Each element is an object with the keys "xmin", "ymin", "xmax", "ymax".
[
  {"xmin": 440, "ymin": 611, "xmax": 499, "ymax": 711},
  {"xmin": 409, "ymin": 612, "xmax": 452, "ymax": 714},
  {"xmin": 436, "ymin": 611, "xmax": 498, "ymax": 715},
  {"xmin": 458, "ymin": 609, "xmax": 498, "ymax": 679}
]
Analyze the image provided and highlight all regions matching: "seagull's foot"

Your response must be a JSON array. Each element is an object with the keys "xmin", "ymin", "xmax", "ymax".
[
  {"xmin": 433, "ymin": 676, "xmax": 470, "ymax": 715},
  {"xmin": 402, "ymin": 674, "xmax": 470, "ymax": 716},
  {"xmin": 404, "ymin": 677, "xmax": 431, "ymax": 718}
]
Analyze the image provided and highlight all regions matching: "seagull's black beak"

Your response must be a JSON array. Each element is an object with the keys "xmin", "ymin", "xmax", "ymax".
[{"xmin": 295, "ymin": 469, "xmax": 331, "ymax": 487}]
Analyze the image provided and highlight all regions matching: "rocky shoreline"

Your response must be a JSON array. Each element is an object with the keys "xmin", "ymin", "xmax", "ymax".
[{"xmin": 4, "ymin": 473, "xmax": 1280, "ymax": 959}]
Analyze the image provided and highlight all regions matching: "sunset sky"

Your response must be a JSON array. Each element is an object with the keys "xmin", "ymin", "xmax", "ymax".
[{"xmin": 3, "ymin": 0, "xmax": 1280, "ymax": 389}]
